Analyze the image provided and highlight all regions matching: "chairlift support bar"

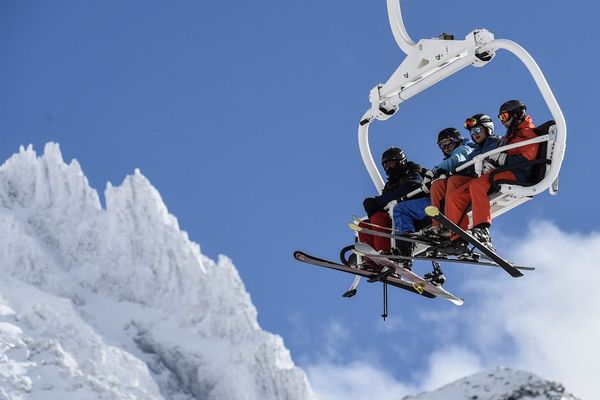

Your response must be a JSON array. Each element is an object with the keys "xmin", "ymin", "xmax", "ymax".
[{"xmin": 359, "ymin": 0, "xmax": 566, "ymax": 199}]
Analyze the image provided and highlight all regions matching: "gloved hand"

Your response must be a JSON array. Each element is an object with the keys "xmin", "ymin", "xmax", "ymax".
[
  {"xmin": 488, "ymin": 152, "xmax": 507, "ymax": 166},
  {"xmin": 433, "ymin": 168, "xmax": 448, "ymax": 179},
  {"xmin": 420, "ymin": 170, "xmax": 434, "ymax": 193},
  {"xmin": 363, "ymin": 197, "xmax": 380, "ymax": 218},
  {"xmin": 482, "ymin": 161, "xmax": 496, "ymax": 174}
]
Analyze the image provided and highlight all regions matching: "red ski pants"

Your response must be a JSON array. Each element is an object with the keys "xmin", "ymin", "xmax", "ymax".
[
  {"xmin": 358, "ymin": 211, "xmax": 391, "ymax": 252},
  {"xmin": 429, "ymin": 175, "xmax": 473, "ymax": 226},
  {"xmin": 445, "ymin": 171, "xmax": 517, "ymax": 236}
]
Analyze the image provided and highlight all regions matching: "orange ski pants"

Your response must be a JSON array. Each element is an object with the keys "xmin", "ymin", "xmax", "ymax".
[
  {"xmin": 358, "ymin": 211, "xmax": 391, "ymax": 252},
  {"xmin": 445, "ymin": 171, "xmax": 517, "ymax": 235},
  {"xmin": 429, "ymin": 175, "xmax": 473, "ymax": 226}
]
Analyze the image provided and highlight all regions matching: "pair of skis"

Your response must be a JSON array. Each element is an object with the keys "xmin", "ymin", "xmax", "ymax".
[{"xmin": 294, "ymin": 206, "xmax": 532, "ymax": 308}]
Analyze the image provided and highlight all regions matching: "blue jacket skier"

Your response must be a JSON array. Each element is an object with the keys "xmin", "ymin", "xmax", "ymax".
[{"xmin": 392, "ymin": 128, "xmax": 474, "ymax": 273}]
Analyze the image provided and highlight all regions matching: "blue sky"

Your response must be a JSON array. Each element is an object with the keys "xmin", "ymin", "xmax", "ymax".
[{"xmin": 1, "ymin": 1, "xmax": 598, "ymax": 398}]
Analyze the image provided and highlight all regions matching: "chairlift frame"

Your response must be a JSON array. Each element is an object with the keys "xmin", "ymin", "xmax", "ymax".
[{"xmin": 359, "ymin": 0, "xmax": 566, "ymax": 219}]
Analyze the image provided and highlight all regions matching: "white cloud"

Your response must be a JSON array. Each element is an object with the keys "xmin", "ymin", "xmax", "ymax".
[
  {"xmin": 303, "ymin": 221, "xmax": 600, "ymax": 399},
  {"xmin": 306, "ymin": 361, "xmax": 417, "ymax": 400},
  {"xmin": 418, "ymin": 347, "xmax": 483, "ymax": 392},
  {"xmin": 472, "ymin": 221, "xmax": 600, "ymax": 399}
]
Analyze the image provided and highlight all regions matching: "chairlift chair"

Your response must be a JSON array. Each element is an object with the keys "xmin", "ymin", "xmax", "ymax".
[{"xmin": 358, "ymin": 0, "xmax": 566, "ymax": 225}]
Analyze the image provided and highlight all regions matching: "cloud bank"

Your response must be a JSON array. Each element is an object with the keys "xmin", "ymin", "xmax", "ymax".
[{"xmin": 304, "ymin": 221, "xmax": 599, "ymax": 399}]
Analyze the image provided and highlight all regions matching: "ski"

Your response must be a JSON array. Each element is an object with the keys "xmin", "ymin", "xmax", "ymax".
[
  {"xmin": 354, "ymin": 249, "xmax": 534, "ymax": 271},
  {"xmin": 348, "ymin": 222, "xmax": 441, "ymax": 246},
  {"xmin": 354, "ymin": 242, "xmax": 463, "ymax": 306},
  {"xmin": 424, "ymin": 206, "xmax": 525, "ymax": 278},
  {"xmin": 293, "ymin": 251, "xmax": 435, "ymax": 299}
]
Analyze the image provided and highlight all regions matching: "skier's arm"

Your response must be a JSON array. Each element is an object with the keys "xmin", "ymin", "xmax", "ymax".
[
  {"xmin": 375, "ymin": 168, "xmax": 423, "ymax": 206},
  {"xmin": 433, "ymin": 145, "xmax": 473, "ymax": 174}
]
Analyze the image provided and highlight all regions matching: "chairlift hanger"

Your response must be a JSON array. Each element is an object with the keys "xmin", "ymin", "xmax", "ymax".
[{"xmin": 358, "ymin": 0, "xmax": 566, "ymax": 201}]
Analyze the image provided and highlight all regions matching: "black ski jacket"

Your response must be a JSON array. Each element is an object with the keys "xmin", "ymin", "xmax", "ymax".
[{"xmin": 374, "ymin": 161, "xmax": 425, "ymax": 208}]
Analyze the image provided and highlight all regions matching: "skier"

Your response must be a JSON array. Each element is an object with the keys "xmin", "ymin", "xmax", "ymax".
[
  {"xmin": 419, "ymin": 115, "xmax": 500, "ymax": 241},
  {"xmin": 435, "ymin": 100, "xmax": 538, "ymax": 255},
  {"xmin": 392, "ymin": 128, "xmax": 474, "ymax": 282},
  {"xmin": 358, "ymin": 147, "xmax": 423, "ymax": 258}
]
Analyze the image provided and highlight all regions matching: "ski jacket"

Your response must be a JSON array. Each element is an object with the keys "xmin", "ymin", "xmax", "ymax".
[
  {"xmin": 375, "ymin": 161, "xmax": 425, "ymax": 207},
  {"xmin": 497, "ymin": 115, "xmax": 538, "ymax": 181},
  {"xmin": 432, "ymin": 140, "xmax": 476, "ymax": 175},
  {"xmin": 455, "ymin": 136, "xmax": 502, "ymax": 177}
]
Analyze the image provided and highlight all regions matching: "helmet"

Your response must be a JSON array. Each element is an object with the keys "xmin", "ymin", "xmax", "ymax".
[
  {"xmin": 437, "ymin": 127, "xmax": 462, "ymax": 142},
  {"xmin": 498, "ymin": 99, "xmax": 527, "ymax": 126},
  {"xmin": 464, "ymin": 113, "xmax": 494, "ymax": 135},
  {"xmin": 381, "ymin": 147, "xmax": 407, "ymax": 166},
  {"xmin": 499, "ymin": 99, "xmax": 526, "ymax": 114}
]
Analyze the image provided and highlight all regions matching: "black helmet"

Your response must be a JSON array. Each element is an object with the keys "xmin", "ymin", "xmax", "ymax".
[
  {"xmin": 498, "ymin": 99, "xmax": 527, "ymax": 126},
  {"xmin": 437, "ymin": 127, "xmax": 462, "ymax": 142},
  {"xmin": 381, "ymin": 147, "xmax": 407, "ymax": 172},
  {"xmin": 437, "ymin": 127, "xmax": 462, "ymax": 155},
  {"xmin": 499, "ymin": 99, "xmax": 526, "ymax": 114},
  {"xmin": 464, "ymin": 114, "xmax": 494, "ymax": 135}
]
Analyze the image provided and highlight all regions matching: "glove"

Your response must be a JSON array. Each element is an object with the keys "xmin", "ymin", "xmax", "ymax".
[
  {"xmin": 421, "ymin": 179, "xmax": 431, "ymax": 194},
  {"xmin": 363, "ymin": 197, "xmax": 380, "ymax": 218},
  {"xmin": 488, "ymin": 152, "xmax": 507, "ymax": 166},
  {"xmin": 433, "ymin": 168, "xmax": 448, "ymax": 179},
  {"xmin": 482, "ymin": 161, "xmax": 496, "ymax": 174}
]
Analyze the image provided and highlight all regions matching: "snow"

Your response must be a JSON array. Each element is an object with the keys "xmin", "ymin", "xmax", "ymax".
[
  {"xmin": 0, "ymin": 143, "xmax": 315, "ymax": 400},
  {"xmin": 403, "ymin": 367, "xmax": 579, "ymax": 400}
]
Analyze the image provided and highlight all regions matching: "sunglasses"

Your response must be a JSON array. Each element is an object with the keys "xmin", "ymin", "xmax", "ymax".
[
  {"xmin": 498, "ymin": 112, "xmax": 511, "ymax": 123},
  {"xmin": 464, "ymin": 118, "xmax": 478, "ymax": 129},
  {"xmin": 470, "ymin": 126, "xmax": 485, "ymax": 135}
]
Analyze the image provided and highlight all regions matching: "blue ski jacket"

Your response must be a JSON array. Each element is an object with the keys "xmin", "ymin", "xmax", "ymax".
[
  {"xmin": 455, "ymin": 136, "xmax": 502, "ymax": 177},
  {"xmin": 432, "ymin": 140, "xmax": 476, "ymax": 175}
]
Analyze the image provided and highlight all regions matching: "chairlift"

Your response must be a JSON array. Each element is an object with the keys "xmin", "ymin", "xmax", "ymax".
[{"xmin": 359, "ymin": 0, "xmax": 566, "ymax": 220}]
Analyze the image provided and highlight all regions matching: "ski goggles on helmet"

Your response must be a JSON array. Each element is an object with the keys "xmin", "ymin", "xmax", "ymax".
[
  {"xmin": 470, "ymin": 126, "xmax": 485, "ymax": 135},
  {"xmin": 382, "ymin": 159, "xmax": 399, "ymax": 171},
  {"xmin": 464, "ymin": 117, "xmax": 478, "ymax": 129},
  {"xmin": 498, "ymin": 111, "xmax": 511, "ymax": 123},
  {"xmin": 437, "ymin": 137, "xmax": 454, "ymax": 149}
]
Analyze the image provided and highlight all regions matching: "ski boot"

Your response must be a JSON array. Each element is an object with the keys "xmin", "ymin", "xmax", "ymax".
[
  {"xmin": 428, "ymin": 238, "xmax": 470, "ymax": 258},
  {"xmin": 467, "ymin": 225, "xmax": 496, "ymax": 252},
  {"xmin": 417, "ymin": 224, "xmax": 451, "ymax": 241},
  {"xmin": 424, "ymin": 261, "xmax": 446, "ymax": 286},
  {"xmin": 394, "ymin": 241, "xmax": 415, "ymax": 271}
]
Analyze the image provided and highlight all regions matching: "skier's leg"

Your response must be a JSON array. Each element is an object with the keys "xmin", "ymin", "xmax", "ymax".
[
  {"xmin": 429, "ymin": 179, "xmax": 447, "ymax": 226},
  {"xmin": 469, "ymin": 171, "xmax": 517, "ymax": 228},
  {"xmin": 444, "ymin": 179, "xmax": 474, "ymax": 240},
  {"xmin": 394, "ymin": 197, "xmax": 431, "ymax": 234},
  {"xmin": 369, "ymin": 211, "xmax": 392, "ymax": 252}
]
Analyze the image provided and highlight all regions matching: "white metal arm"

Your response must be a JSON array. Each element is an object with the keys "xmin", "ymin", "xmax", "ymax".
[{"xmin": 358, "ymin": 0, "xmax": 565, "ymax": 199}]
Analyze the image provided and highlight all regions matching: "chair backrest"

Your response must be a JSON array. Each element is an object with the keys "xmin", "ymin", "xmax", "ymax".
[{"xmin": 528, "ymin": 120, "xmax": 556, "ymax": 185}]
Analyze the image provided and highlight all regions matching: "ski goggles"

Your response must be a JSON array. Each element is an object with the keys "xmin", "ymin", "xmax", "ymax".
[
  {"xmin": 437, "ymin": 137, "xmax": 454, "ymax": 148},
  {"xmin": 382, "ymin": 159, "xmax": 399, "ymax": 171},
  {"xmin": 498, "ymin": 111, "xmax": 511, "ymax": 123},
  {"xmin": 464, "ymin": 118, "xmax": 478, "ymax": 129},
  {"xmin": 470, "ymin": 126, "xmax": 485, "ymax": 135}
]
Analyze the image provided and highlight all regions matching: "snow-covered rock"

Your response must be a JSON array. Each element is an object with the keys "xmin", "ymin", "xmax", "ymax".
[
  {"xmin": 0, "ymin": 143, "xmax": 315, "ymax": 400},
  {"xmin": 404, "ymin": 368, "xmax": 579, "ymax": 400}
]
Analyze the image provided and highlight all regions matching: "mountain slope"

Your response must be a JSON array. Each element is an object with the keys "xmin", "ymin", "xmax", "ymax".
[
  {"xmin": 0, "ymin": 143, "xmax": 314, "ymax": 400},
  {"xmin": 404, "ymin": 368, "xmax": 579, "ymax": 400}
]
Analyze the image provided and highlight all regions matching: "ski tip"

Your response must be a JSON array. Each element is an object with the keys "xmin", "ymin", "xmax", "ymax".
[
  {"xmin": 424, "ymin": 206, "xmax": 440, "ymax": 217},
  {"xmin": 348, "ymin": 222, "xmax": 361, "ymax": 231},
  {"xmin": 451, "ymin": 297, "xmax": 464, "ymax": 306}
]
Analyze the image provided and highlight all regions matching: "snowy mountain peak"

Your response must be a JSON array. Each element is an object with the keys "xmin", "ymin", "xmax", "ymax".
[
  {"xmin": 405, "ymin": 367, "xmax": 579, "ymax": 400},
  {"xmin": 0, "ymin": 143, "xmax": 315, "ymax": 399}
]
